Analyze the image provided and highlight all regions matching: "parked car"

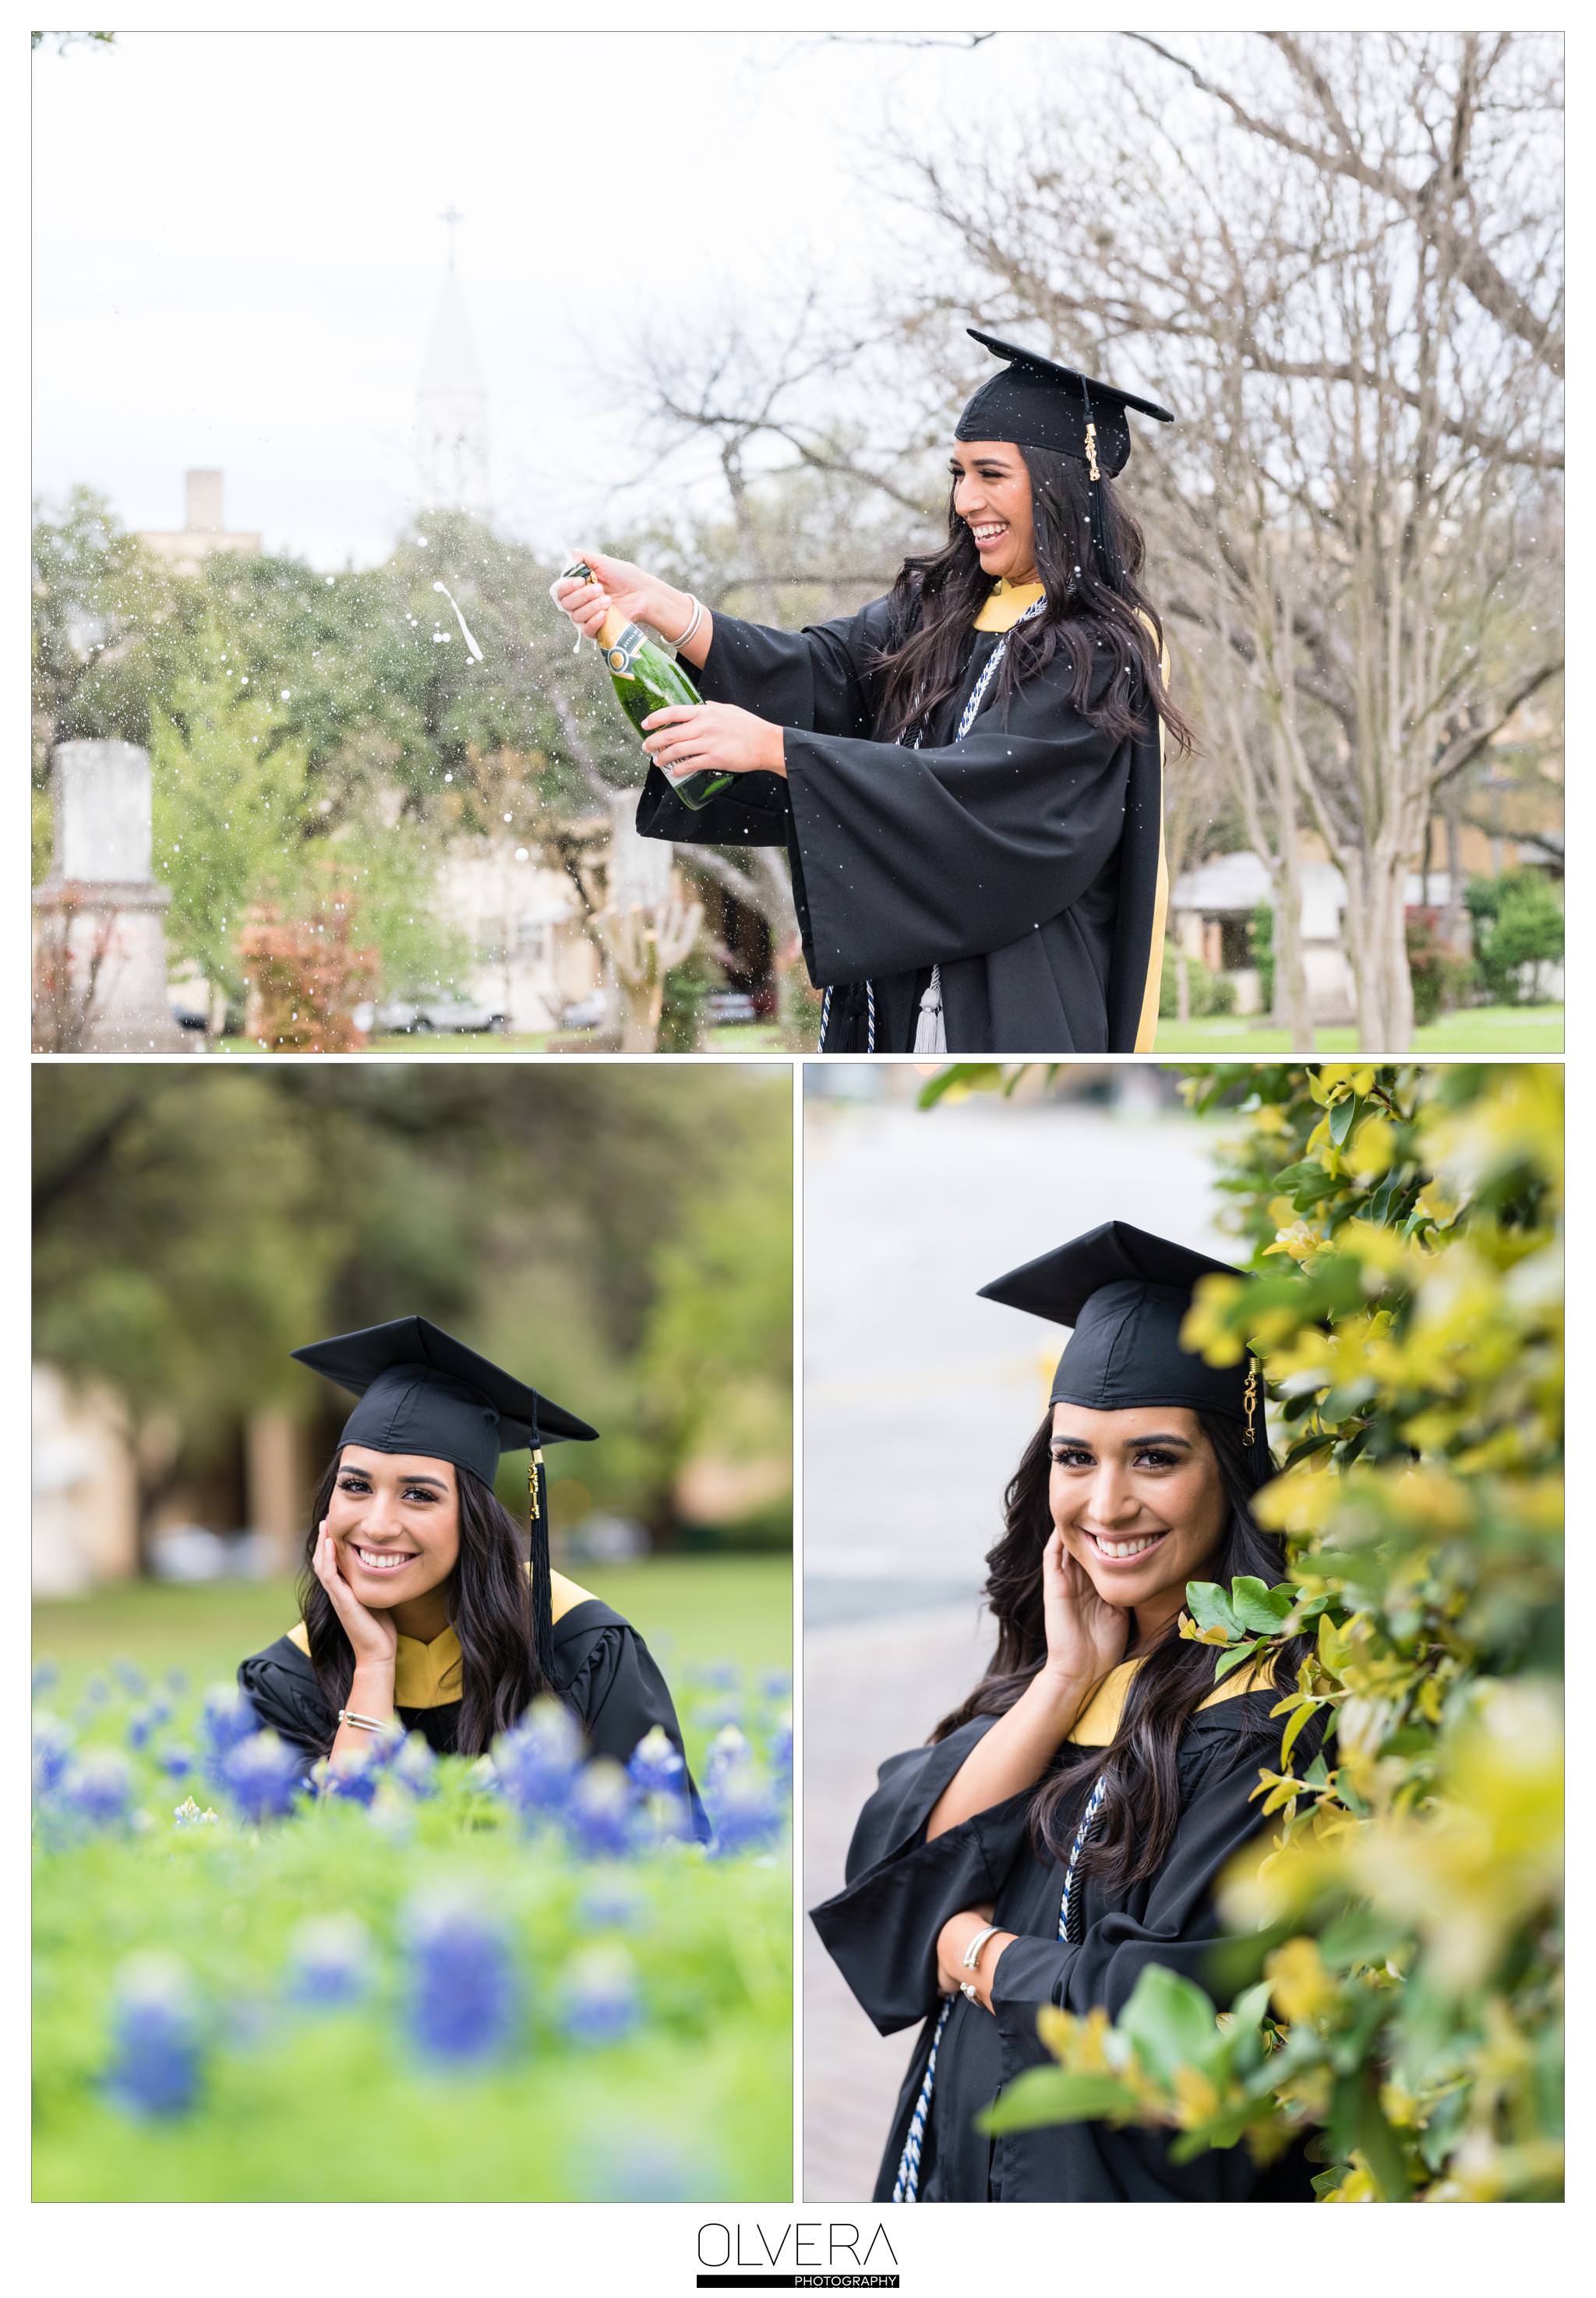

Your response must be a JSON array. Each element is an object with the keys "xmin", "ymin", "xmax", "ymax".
[
  {"xmin": 558, "ymin": 992, "xmax": 609, "ymax": 1029},
  {"xmin": 704, "ymin": 990, "xmax": 757, "ymax": 1025},
  {"xmin": 376, "ymin": 995, "xmax": 510, "ymax": 1036}
]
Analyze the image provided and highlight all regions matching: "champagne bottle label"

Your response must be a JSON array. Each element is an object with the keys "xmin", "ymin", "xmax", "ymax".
[{"xmin": 603, "ymin": 623, "xmax": 648, "ymax": 677}]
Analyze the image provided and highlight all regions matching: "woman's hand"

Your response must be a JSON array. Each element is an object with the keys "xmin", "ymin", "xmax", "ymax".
[
  {"xmin": 935, "ymin": 1907, "xmax": 1012, "ymax": 2010},
  {"xmin": 641, "ymin": 701, "xmax": 786, "ymax": 780},
  {"xmin": 312, "ymin": 1520, "xmax": 398, "ymax": 1673},
  {"xmin": 553, "ymin": 549, "xmax": 677, "ymax": 641},
  {"xmin": 1041, "ymin": 1524, "xmax": 1129, "ymax": 1687}
]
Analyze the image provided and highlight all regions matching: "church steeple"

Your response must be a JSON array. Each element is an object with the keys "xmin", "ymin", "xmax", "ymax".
[{"xmin": 416, "ymin": 206, "xmax": 490, "ymax": 519}]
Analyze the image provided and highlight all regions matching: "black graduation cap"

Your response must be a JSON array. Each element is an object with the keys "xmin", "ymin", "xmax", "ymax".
[
  {"xmin": 958, "ymin": 328, "xmax": 1175, "ymax": 587},
  {"xmin": 978, "ymin": 1220, "xmax": 1259, "ymax": 1442},
  {"xmin": 292, "ymin": 1315, "xmax": 598, "ymax": 1678}
]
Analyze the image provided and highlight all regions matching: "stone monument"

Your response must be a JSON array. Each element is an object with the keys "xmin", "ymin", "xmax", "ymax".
[{"xmin": 33, "ymin": 740, "xmax": 188, "ymax": 1051}]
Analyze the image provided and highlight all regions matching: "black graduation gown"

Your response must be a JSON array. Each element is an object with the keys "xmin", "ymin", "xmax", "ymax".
[
  {"xmin": 809, "ymin": 1693, "xmax": 1319, "ymax": 2201},
  {"xmin": 633, "ymin": 596, "xmax": 1167, "ymax": 1054},
  {"xmin": 238, "ymin": 1594, "xmax": 708, "ymax": 1836}
]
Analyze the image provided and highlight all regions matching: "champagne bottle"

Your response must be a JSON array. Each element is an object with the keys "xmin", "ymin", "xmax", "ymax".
[{"xmin": 556, "ymin": 559, "xmax": 733, "ymax": 811}]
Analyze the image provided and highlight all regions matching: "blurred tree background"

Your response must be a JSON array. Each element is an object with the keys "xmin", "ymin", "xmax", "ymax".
[
  {"xmin": 946, "ymin": 1063, "xmax": 1562, "ymax": 2201},
  {"xmin": 34, "ymin": 1064, "xmax": 793, "ymax": 1638}
]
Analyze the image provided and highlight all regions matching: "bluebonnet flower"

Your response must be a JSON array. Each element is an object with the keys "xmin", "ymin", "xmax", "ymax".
[
  {"xmin": 105, "ymin": 1954, "xmax": 203, "ymax": 2117},
  {"xmin": 708, "ymin": 1763, "xmax": 783, "ymax": 1858},
  {"xmin": 113, "ymin": 1658, "xmax": 147, "ymax": 1699},
  {"xmin": 82, "ymin": 1674, "xmax": 110, "ymax": 1710},
  {"xmin": 697, "ymin": 1696, "xmax": 745, "ymax": 1733},
  {"xmin": 705, "ymin": 1725, "xmax": 752, "ymax": 1791},
  {"xmin": 580, "ymin": 2138, "xmax": 704, "ymax": 2200},
  {"xmin": 32, "ymin": 1660, "xmax": 58, "ymax": 1699},
  {"xmin": 390, "ymin": 1731, "xmax": 438, "ymax": 1799},
  {"xmin": 32, "ymin": 1713, "xmax": 72, "ymax": 1798},
  {"xmin": 694, "ymin": 1662, "xmax": 740, "ymax": 1693},
  {"xmin": 493, "ymin": 1698, "xmax": 583, "ymax": 1822},
  {"xmin": 627, "ymin": 1724, "xmax": 686, "ymax": 1799},
  {"xmin": 577, "ymin": 1876, "xmax": 644, "ymax": 1930},
  {"xmin": 366, "ymin": 1779, "xmax": 416, "ymax": 1840},
  {"xmin": 561, "ymin": 1943, "xmax": 640, "ymax": 2046},
  {"xmin": 125, "ymin": 1694, "xmax": 172, "ymax": 1751},
  {"xmin": 63, "ymin": 1750, "xmax": 135, "ymax": 1830},
  {"xmin": 405, "ymin": 1890, "xmax": 520, "ymax": 2063},
  {"xmin": 221, "ymin": 1731, "xmax": 304, "ymax": 1824},
  {"xmin": 761, "ymin": 1669, "xmax": 793, "ymax": 1701},
  {"xmin": 634, "ymin": 1789, "xmax": 697, "ymax": 1848},
  {"xmin": 770, "ymin": 1710, "xmax": 793, "ymax": 1790},
  {"xmin": 172, "ymin": 1797, "xmax": 217, "ymax": 1827},
  {"xmin": 157, "ymin": 1742, "xmax": 195, "ymax": 1781},
  {"xmin": 200, "ymin": 1684, "xmax": 260, "ymax": 1783},
  {"xmin": 565, "ymin": 1760, "xmax": 634, "ymax": 1859},
  {"xmin": 288, "ymin": 1913, "xmax": 373, "ymax": 2008},
  {"xmin": 319, "ymin": 1746, "xmax": 381, "ymax": 1806},
  {"xmin": 165, "ymin": 1668, "xmax": 188, "ymax": 1695}
]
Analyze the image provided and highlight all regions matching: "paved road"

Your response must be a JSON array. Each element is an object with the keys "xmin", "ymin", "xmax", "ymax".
[{"xmin": 802, "ymin": 1093, "xmax": 1223, "ymax": 2198}]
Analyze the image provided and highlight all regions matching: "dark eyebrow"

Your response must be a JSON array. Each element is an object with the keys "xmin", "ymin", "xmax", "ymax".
[
  {"xmin": 1050, "ymin": 1431, "xmax": 1193, "ymax": 1451},
  {"xmin": 341, "ymin": 1464, "xmax": 447, "ymax": 1489}
]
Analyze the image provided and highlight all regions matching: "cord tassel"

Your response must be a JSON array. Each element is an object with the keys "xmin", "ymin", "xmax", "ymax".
[{"xmin": 529, "ymin": 1444, "xmax": 555, "ymax": 1685}]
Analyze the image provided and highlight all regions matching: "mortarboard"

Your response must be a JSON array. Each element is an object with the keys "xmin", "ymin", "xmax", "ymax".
[
  {"xmin": 292, "ymin": 1315, "xmax": 598, "ymax": 1678},
  {"xmin": 978, "ymin": 1220, "xmax": 1259, "ymax": 1443},
  {"xmin": 958, "ymin": 328, "xmax": 1175, "ymax": 588}
]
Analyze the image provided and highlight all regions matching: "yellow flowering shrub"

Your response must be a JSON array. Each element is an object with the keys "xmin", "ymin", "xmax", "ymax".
[{"xmin": 970, "ymin": 1064, "xmax": 1562, "ymax": 2200}]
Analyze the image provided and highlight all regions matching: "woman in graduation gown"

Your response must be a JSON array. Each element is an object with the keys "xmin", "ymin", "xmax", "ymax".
[
  {"xmin": 237, "ymin": 1316, "xmax": 705, "ymax": 1833},
  {"xmin": 554, "ymin": 330, "xmax": 1191, "ymax": 1053},
  {"xmin": 810, "ymin": 1223, "xmax": 1321, "ymax": 2201}
]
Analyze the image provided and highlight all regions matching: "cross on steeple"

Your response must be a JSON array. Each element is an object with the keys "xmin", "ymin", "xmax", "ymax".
[{"xmin": 440, "ymin": 203, "xmax": 464, "ymax": 269}]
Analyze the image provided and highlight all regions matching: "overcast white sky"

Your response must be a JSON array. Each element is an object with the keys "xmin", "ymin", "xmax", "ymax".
[{"xmin": 33, "ymin": 29, "xmax": 1051, "ymax": 569}]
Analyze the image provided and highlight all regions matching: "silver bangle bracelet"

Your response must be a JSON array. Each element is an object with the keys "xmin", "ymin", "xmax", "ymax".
[
  {"xmin": 664, "ymin": 595, "xmax": 703, "ymax": 651},
  {"xmin": 960, "ymin": 1922, "xmax": 1002, "ymax": 1972},
  {"xmin": 337, "ymin": 1708, "xmax": 394, "ymax": 1735}
]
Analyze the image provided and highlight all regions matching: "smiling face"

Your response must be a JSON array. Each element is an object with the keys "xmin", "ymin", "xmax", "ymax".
[
  {"xmin": 948, "ymin": 439, "xmax": 1040, "ymax": 585},
  {"xmin": 326, "ymin": 1446, "xmax": 461, "ymax": 1610},
  {"xmin": 1048, "ymin": 1403, "xmax": 1227, "ymax": 1642}
]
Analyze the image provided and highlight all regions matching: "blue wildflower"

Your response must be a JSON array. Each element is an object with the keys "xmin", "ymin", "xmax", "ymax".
[
  {"xmin": 32, "ymin": 1713, "xmax": 72, "ymax": 1797},
  {"xmin": 635, "ymin": 1789, "xmax": 697, "ymax": 1848},
  {"xmin": 200, "ymin": 1684, "xmax": 260, "ymax": 1783},
  {"xmin": 708, "ymin": 1763, "xmax": 783, "ymax": 1858},
  {"xmin": 165, "ymin": 1668, "xmax": 189, "ymax": 1695},
  {"xmin": 577, "ymin": 1877, "xmax": 644, "ymax": 1930},
  {"xmin": 406, "ymin": 1891, "xmax": 520, "ymax": 2063},
  {"xmin": 697, "ymin": 1695, "xmax": 744, "ymax": 1732},
  {"xmin": 705, "ymin": 1725, "xmax": 752, "ymax": 1791},
  {"xmin": 320, "ymin": 1746, "xmax": 381, "ymax": 1806},
  {"xmin": 32, "ymin": 1660, "xmax": 58, "ymax": 1699},
  {"xmin": 125, "ymin": 1695, "xmax": 171, "ymax": 1751},
  {"xmin": 761, "ymin": 1669, "xmax": 793, "ymax": 1701},
  {"xmin": 770, "ymin": 1710, "xmax": 793, "ymax": 1788},
  {"xmin": 627, "ymin": 1724, "xmax": 686, "ymax": 1799},
  {"xmin": 172, "ymin": 1796, "xmax": 218, "ymax": 1827},
  {"xmin": 694, "ymin": 1662, "xmax": 740, "ymax": 1692},
  {"xmin": 565, "ymin": 1760, "xmax": 634, "ymax": 1859},
  {"xmin": 493, "ymin": 1698, "xmax": 583, "ymax": 1821},
  {"xmin": 113, "ymin": 1658, "xmax": 147, "ymax": 1699},
  {"xmin": 63, "ymin": 1750, "xmax": 135, "ymax": 1830},
  {"xmin": 105, "ymin": 1954, "xmax": 203, "ymax": 2117},
  {"xmin": 390, "ymin": 1731, "xmax": 438, "ymax": 1799},
  {"xmin": 561, "ymin": 1943, "xmax": 640, "ymax": 2047},
  {"xmin": 157, "ymin": 1742, "xmax": 195, "ymax": 1781},
  {"xmin": 221, "ymin": 1731, "xmax": 304, "ymax": 1824},
  {"xmin": 288, "ymin": 1913, "xmax": 373, "ymax": 2008}
]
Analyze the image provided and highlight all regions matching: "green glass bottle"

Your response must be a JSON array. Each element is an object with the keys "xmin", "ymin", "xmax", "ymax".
[{"xmin": 559, "ymin": 559, "xmax": 733, "ymax": 811}]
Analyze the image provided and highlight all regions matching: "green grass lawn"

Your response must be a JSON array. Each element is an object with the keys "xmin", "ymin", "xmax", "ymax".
[
  {"xmin": 1154, "ymin": 1004, "xmax": 1562, "ymax": 1055},
  {"xmin": 34, "ymin": 1553, "xmax": 791, "ymax": 1710},
  {"xmin": 218, "ymin": 1024, "xmax": 800, "ymax": 1055}
]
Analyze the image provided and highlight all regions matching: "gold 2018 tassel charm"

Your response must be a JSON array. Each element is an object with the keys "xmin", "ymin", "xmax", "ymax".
[
  {"xmin": 529, "ymin": 1446, "xmax": 545, "ymax": 1530},
  {"xmin": 1084, "ymin": 421, "xmax": 1101, "ymax": 483},
  {"xmin": 1242, "ymin": 1357, "xmax": 1259, "ymax": 1446}
]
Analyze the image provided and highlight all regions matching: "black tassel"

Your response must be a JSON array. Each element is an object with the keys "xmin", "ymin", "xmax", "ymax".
[{"xmin": 528, "ymin": 1445, "xmax": 556, "ymax": 1685}]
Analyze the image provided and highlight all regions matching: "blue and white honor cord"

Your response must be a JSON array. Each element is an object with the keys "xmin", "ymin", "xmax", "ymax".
[
  {"xmin": 892, "ymin": 1765, "xmax": 1106, "ymax": 2204},
  {"xmin": 817, "ymin": 599, "xmax": 1046, "ymax": 1054}
]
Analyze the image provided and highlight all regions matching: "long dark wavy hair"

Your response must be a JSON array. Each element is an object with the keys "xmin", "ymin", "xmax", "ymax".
[
  {"xmin": 299, "ymin": 1449, "xmax": 563, "ymax": 1757},
  {"xmin": 871, "ymin": 443, "xmax": 1195, "ymax": 754},
  {"xmin": 931, "ymin": 1411, "xmax": 1305, "ymax": 1893}
]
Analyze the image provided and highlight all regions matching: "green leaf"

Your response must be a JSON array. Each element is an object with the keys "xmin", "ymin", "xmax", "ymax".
[
  {"xmin": 1185, "ymin": 1580, "xmax": 1241, "ymax": 1638},
  {"xmin": 915, "ymin": 1063, "xmax": 1004, "ymax": 1109},
  {"xmin": 1117, "ymin": 1963, "xmax": 1226, "ymax": 2084},
  {"xmin": 1214, "ymin": 1636, "xmax": 1267, "ymax": 1680},
  {"xmin": 1229, "ymin": 1576, "xmax": 1298, "ymax": 1635},
  {"xmin": 1329, "ymin": 1093, "xmax": 1361, "ymax": 1146},
  {"xmin": 976, "ymin": 2067, "xmax": 1139, "ymax": 2134}
]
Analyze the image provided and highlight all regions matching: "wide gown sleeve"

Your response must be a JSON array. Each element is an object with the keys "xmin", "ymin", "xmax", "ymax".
[
  {"xmin": 809, "ymin": 1719, "xmax": 1036, "ymax": 2035},
  {"xmin": 237, "ymin": 1640, "xmax": 335, "ymax": 1766},
  {"xmin": 565, "ymin": 1623, "xmax": 711, "ymax": 1841},
  {"xmin": 633, "ymin": 599, "xmax": 893, "ymax": 850},
  {"xmin": 784, "ymin": 672, "xmax": 1132, "ymax": 987},
  {"xmin": 985, "ymin": 1713, "xmax": 1309, "ymax": 2078}
]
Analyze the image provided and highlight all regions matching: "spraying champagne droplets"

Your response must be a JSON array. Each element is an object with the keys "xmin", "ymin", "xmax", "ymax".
[{"xmin": 432, "ymin": 582, "xmax": 484, "ymax": 663}]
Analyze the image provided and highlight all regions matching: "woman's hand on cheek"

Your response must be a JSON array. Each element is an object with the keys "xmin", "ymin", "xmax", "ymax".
[
  {"xmin": 312, "ymin": 1520, "xmax": 398, "ymax": 1671},
  {"xmin": 641, "ymin": 701, "xmax": 786, "ymax": 779}
]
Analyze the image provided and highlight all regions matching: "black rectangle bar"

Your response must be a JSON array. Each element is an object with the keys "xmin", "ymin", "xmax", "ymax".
[{"xmin": 695, "ymin": 2280, "xmax": 900, "ymax": 2290}]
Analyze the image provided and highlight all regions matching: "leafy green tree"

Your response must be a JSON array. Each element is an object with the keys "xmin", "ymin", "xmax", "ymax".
[{"xmin": 972, "ymin": 1064, "xmax": 1562, "ymax": 2201}]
